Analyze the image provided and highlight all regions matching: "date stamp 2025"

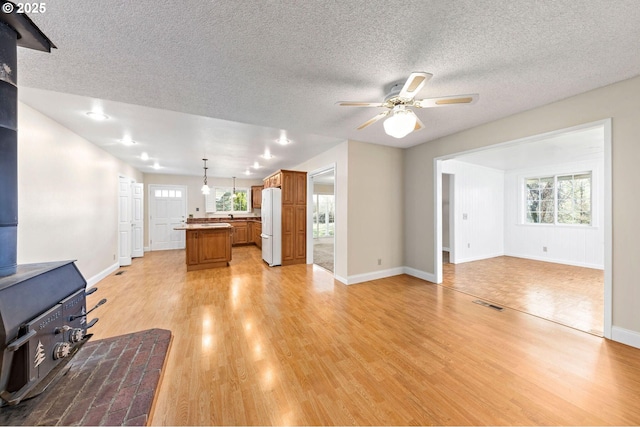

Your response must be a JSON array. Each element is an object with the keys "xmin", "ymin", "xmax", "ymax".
[{"xmin": 2, "ymin": 2, "xmax": 47, "ymax": 14}]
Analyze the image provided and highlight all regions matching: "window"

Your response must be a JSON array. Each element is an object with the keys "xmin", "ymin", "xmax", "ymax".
[
  {"xmin": 525, "ymin": 172, "xmax": 592, "ymax": 225},
  {"xmin": 154, "ymin": 189, "xmax": 182, "ymax": 198},
  {"xmin": 557, "ymin": 173, "xmax": 591, "ymax": 224},
  {"xmin": 526, "ymin": 177, "xmax": 554, "ymax": 224},
  {"xmin": 213, "ymin": 187, "xmax": 249, "ymax": 213},
  {"xmin": 312, "ymin": 194, "xmax": 335, "ymax": 238}
]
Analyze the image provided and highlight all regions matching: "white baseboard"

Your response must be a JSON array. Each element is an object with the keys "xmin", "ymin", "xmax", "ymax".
[
  {"xmin": 144, "ymin": 246, "xmax": 151, "ymax": 252},
  {"xmin": 611, "ymin": 326, "xmax": 640, "ymax": 349},
  {"xmin": 453, "ymin": 252, "xmax": 504, "ymax": 264},
  {"xmin": 505, "ymin": 253, "xmax": 604, "ymax": 270},
  {"xmin": 346, "ymin": 267, "xmax": 405, "ymax": 285},
  {"xmin": 86, "ymin": 262, "xmax": 119, "ymax": 289},
  {"xmin": 403, "ymin": 267, "xmax": 437, "ymax": 283},
  {"xmin": 334, "ymin": 274, "xmax": 348, "ymax": 285}
]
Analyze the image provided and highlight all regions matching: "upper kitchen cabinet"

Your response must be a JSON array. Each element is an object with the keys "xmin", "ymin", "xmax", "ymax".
[
  {"xmin": 251, "ymin": 185, "xmax": 263, "ymax": 209},
  {"xmin": 264, "ymin": 170, "xmax": 307, "ymax": 206}
]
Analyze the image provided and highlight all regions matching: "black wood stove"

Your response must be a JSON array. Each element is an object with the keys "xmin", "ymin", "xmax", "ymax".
[
  {"xmin": 0, "ymin": 2, "xmax": 105, "ymax": 406},
  {"xmin": 0, "ymin": 262, "xmax": 104, "ymax": 406}
]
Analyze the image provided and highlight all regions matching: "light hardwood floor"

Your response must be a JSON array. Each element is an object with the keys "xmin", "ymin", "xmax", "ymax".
[
  {"xmin": 87, "ymin": 247, "xmax": 640, "ymax": 425},
  {"xmin": 443, "ymin": 255, "xmax": 604, "ymax": 335}
]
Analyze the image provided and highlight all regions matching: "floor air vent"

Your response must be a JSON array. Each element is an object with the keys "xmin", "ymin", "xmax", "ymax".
[
  {"xmin": 115, "ymin": 271, "xmax": 125, "ymax": 276},
  {"xmin": 473, "ymin": 300, "xmax": 504, "ymax": 311}
]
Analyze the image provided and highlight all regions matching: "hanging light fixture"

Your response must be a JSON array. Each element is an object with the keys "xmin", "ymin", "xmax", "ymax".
[
  {"xmin": 231, "ymin": 176, "xmax": 237, "ymax": 198},
  {"xmin": 201, "ymin": 158, "xmax": 210, "ymax": 195},
  {"xmin": 383, "ymin": 106, "xmax": 417, "ymax": 139}
]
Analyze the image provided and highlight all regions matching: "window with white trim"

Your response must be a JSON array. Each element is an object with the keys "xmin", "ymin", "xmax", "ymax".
[
  {"xmin": 525, "ymin": 172, "xmax": 591, "ymax": 225},
  {"xmin": 213, "ymin": 187, "xmax": 250, "ymax": 213}
]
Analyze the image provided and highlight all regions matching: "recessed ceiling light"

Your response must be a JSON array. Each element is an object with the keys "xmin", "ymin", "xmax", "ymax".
[
  {"xmin": 152, "ymin": 162, "xmax": 161, "ymax": 170},
  {"xmin": 276, "ymin": 137, "xmax": 291, "ymax": 145},
  {"xmin": 140, "ymin": 152, "xmax": 149, "ymax": 161},
  {"xmin": 244, "ymin": 169, "xmax": 252, "ymax": 176},
  {"xmin": 261, "ymin": 150, "xmax": 274, "ymax": 160},
  {"xmin": 253, "ymin": 161, "xmax": 261, "ymax": 169},
  {"xmin": 119, "ymin": 137, "xmax": 136, "ymax": 146},
  {"xmin": 86, "ymin": 111, "xmax": 109, "ymax": 121}
]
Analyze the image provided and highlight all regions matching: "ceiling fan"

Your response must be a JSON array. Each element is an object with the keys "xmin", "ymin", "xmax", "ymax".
[{"xmin": 337, "ymin": 72, "xmax": 479, "ymax": 139}]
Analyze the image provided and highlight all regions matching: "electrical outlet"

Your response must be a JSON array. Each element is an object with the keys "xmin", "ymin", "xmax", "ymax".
[
  {"xmin": 377, "ymin": 258, "xmax": 382, "ymax": 265},
  {"xmin": 113, "ymin": 254, "xmax": 116, "ymax": 260},
  {"xmin": 196, "ymin": 207, "xmax": 200, "ymax": 211},
  {"xmin": 463, "ymin": 213, "xmax": 468, "ymax": 220},
  {"xmin": 543, "ymin": 246, "xmax": 548, "ymax": 252},
  {"xmin": 467, "ymin": 243, "xmax": 471, "ymax": 248}
]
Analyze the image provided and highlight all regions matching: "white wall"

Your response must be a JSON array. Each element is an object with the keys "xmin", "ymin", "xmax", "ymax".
[
  {"xmin": 504, "ymin": 159, "xmax": 604, "ymax": 269},
  {"xmin": 347, "ymin": 140, "xmax": 404, "ymax": 280},
  {"xmin": 17, "ymin": 102, "xmax": 143, "ymax": 284},
  {"xmin": 442, "ymin": 160, "xmax": 504, "ymax": 263}
]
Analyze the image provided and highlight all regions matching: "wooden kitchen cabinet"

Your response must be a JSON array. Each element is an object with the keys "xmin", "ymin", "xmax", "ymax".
[
  {"xmin": 254, "ymin": 222, "xmax": 262, "ymax": 249},
  {"xmin": 231, "ymin": 221, "xmax": 249, "ymax": 245},
  {"xmin": 251, "ymin": 185, "xmax": 263, "ymax": 208},
  {"xmin": 264, "ymin": 171, "xmax": 282, "ymax": 189},
  {"xmin": 185, "ymin": 227, "xmax": 232, "ymax": 271}
]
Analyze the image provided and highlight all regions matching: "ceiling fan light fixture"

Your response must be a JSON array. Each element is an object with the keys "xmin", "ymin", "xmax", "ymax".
[{"xmin": 383, "ymin": 108, "xmax": 417, "ymax": 139}]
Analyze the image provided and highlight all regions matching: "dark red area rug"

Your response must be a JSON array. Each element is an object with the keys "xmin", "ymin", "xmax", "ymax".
[{"xmin": 0, "ymin": 328, "xmax": 171, "ymax": 426}]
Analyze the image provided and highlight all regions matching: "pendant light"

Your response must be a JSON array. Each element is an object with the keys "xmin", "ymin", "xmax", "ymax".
[{"xmin": 201, "ymin": 158, "xmax": 210, "ymax": 195}]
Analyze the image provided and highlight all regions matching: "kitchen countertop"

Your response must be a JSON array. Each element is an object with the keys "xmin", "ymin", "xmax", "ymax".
[
  {"xmin": 187, "ymin": 218, "xmax": 262, "ymax": 224},
  {"xmin": 174, "ymin": 223, "xmax": 233, "ymax": 230}
]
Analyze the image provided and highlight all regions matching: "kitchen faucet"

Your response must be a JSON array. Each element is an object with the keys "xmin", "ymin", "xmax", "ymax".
[{"xmin": 228, "ymin": 213, "xmax": 234, "ymax": 219}]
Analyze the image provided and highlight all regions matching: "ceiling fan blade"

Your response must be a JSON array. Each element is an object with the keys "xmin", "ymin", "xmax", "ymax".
[
  {"xmin": 413, "ymin": 114, "xmax": 425, "ymax": 132},
  {"xmin": 414, "ymin": 93, "xmax": 479, "ymax": 108},
  {"xmin": 357, "ymin": 111, "xmax": 389, "ymax": 130},
  {"xmin": 398, "ymin": 72, "xmax": 433, "ymax": 99},
  {"xmin": 337, "ymin": 101, "xmax": 386, "ymax": 107}
]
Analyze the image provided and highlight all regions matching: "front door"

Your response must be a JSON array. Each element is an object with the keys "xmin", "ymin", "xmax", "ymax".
[{"xmin": 149, "ymin": 185, "xmax": 187, "ymax": 250}]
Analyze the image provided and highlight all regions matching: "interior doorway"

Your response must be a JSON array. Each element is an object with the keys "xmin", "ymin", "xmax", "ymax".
[
  {"xmin": 434, "ymin": 120, "xmax": 611, "ymax": 337},
  {"xmin": 441, "ymin": 173, "xmax": 453, "ymax": 264},
  {"xmin": 310, "ymin": 167, "xmax": 335, "ymax": 272},
  {"xmin": 118, "ymin": 176, "xmax": 144, "ymax": 267}
]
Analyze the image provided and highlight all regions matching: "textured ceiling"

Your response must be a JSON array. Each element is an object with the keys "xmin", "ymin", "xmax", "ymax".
[{"xmin": 15, "ymin": 0, "xmax": 640, "ymax": 177}]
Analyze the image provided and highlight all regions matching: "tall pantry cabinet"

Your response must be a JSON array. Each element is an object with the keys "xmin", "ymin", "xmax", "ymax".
[{"xmin": 263, "ymin": 169, "xmax": 307, "ymax": 266}]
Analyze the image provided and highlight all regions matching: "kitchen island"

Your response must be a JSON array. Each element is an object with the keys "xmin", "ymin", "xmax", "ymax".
[{"xmin": 174, "ymin": 223, "xmax": 233, "ymax": 271}]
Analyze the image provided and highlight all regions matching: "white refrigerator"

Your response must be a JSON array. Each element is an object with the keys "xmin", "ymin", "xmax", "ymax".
[{"xmin": 261, "ymin": 187, "xmax": 282, "ymax": 266}]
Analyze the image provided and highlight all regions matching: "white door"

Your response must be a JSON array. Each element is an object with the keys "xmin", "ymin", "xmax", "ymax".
[
  {"xmin": 149, "ymin": 185, "xmax": 187, "ymax": 250},
  {"xmin": 118, "ymin": 176, "xmax": 132, "ymax": 266},
  {"xmin": 131, "ymin": 183, "xmax": 144, "ymax": 258}
]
